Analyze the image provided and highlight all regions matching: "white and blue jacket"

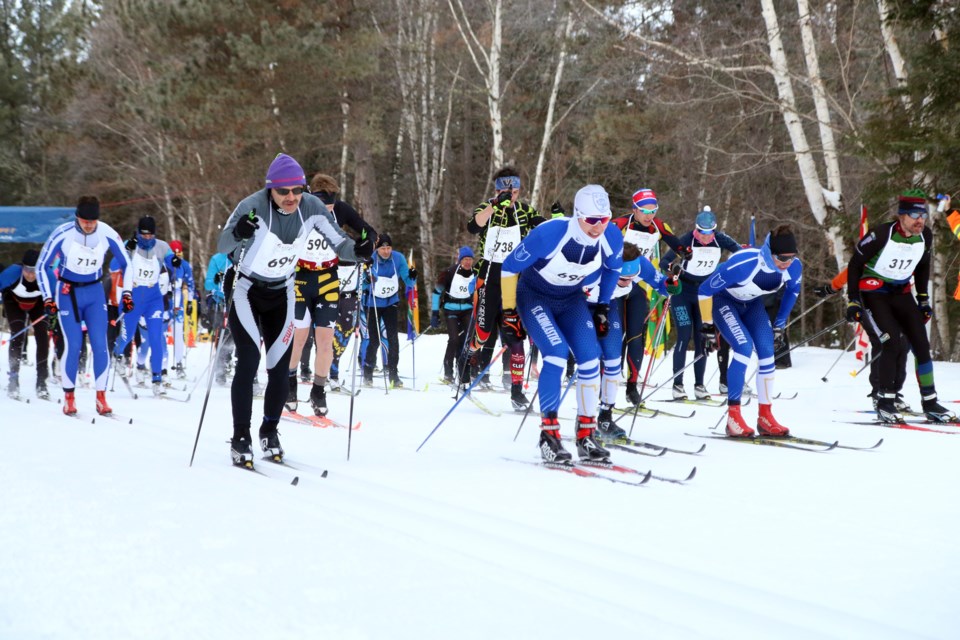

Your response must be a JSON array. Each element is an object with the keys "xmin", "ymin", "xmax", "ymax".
[
  {"xmin": 501, "ymin": 218, "xmax": 624, "ymax": 304},
  {"xmin": 698, "ymin": 235, "xmax": 802, "ymax": 328},
  {"xmin": 37, "ymin": 221, "xmax": 131, "ymax": 300}
]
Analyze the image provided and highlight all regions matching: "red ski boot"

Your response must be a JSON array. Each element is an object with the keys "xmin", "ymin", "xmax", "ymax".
[
  {"xmin": 757, "ymin": 403, "xmax": 790, "ymax": 437},
  {"xmin": 96, "ymin": 390, "xmax": 113, "ymax": 416},
  {"xmin": 725, "ymin": 404, "xmax": 754, "ymax": 437},
  {"xmin": 63, "ymin": 390, "xmax": 78, "ymax": 415}
]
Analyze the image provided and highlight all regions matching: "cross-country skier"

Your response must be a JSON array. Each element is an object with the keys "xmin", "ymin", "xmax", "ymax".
[
  {"xmin": 612, "ymin": 188, "xmax": 688, "ymax": 406},
  {"xmin": 464, "ymin": 167, "xmax": 545, "ymax": 407},
  {"xmin": 501, "ymin": 184, "xmax": 624, "ymax": 463},
  {"xmin": 659, "ymin": 207, "xmax": 741, "ymax": 401},
  {"xmin": 37, "ymin": 196, "xmax": 132, "ymax": 415},
  {"xmin": 112, "ymin": 216, "xmax": 176, "ymax": 397},
  {"xmin": 360, "ymin": 234, "xmax": 416, "ymax": 388},
  {"xmin": 167, "ymin": 240, "xmax": 197, "ymax": 379},
  {"xmin": 217, "ymin": 153, "xmax": 369, "ymax": 468},
  {"xmin": 845, "ymin": 190, "xmax": 957, "ymax": 423},
  {"xmin": 0, "ymin": 249, "xmax": 51, "ymax": 399},
  {"xmin": 589, "ymin": 242, "xmax": 681, "ymax": 439},
  {"xmin": 697, "ymin": 224, "xmax": 802, "ymax": 437},
  {"xmin": 286, "ymin": 173, "xmax": 376, "ymax": 415},
  {"xmin": 431, "ymin": 246, "xmax": 477, "ymax": 385}
]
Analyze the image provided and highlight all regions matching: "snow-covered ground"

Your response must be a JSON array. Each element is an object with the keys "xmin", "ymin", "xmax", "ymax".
[{"xmin": 1, "ymin": 333, "xmax": 958, "ymax": 639}]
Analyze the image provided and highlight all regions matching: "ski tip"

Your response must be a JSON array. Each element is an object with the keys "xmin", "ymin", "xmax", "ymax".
[
  {"xmin": 655, "ymin": 447, "xmax": 668, "ymax": 457},
  {"xmin": 684, "ymin": 467, "xmax": 698, "ymax": 482},
  {"xmin": 639, "ymin": 470, "xmax": 653, "ymax": 485},
  {"xmin": 320, "ymin": 469, "xmax": 329, "ymax": 478},
  {"xmin": 91, "ymin": 418, "xmax": 96, "ymax": 424},
  {"xmin": 290, "ymin": 476, "xmax": 300, "ymax": 486},
  {"xmin": 874, "ymin": 438, "xmax": 884, "ymax": 448},
  {"xmin": 128, "ymin": 418, "xmax": 134, "ymax": 424}
]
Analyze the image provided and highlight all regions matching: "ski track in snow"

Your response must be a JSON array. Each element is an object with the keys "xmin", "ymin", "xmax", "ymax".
[{"xmin": 1, "ymin": 337, "xmax": 957, "ymax": 639}]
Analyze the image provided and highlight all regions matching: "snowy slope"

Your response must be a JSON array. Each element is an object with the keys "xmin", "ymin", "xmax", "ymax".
[{"xmin": 1, "ymin": 335, "xmax": 958, "ymax": 640}]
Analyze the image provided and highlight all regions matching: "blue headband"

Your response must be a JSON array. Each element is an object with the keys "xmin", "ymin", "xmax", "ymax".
[{"xmin": 494, "ymin": 176, "xmax": 521, "ymax": 191}]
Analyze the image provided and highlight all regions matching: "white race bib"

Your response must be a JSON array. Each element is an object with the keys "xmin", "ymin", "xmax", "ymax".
[
  {"xmin": 448, "ymin": 271, "xmax": 474, "ymax": 300},
  {"xmin": 301, "ymin": 229, "xmax": 337, "ymax": 264},
  {"xmin": 337, "ymin": 265, "xmax": 360, "ymax": 293},
  {"xmin": 131, "ymin": 252, "xmax": 161, "ymax": 287},
  {"xmin": 538, "ymin": 248, "xmax": 602, "ymax": 287},
  {"xmin": 684, "ymin": 246, "xmax": 722, "ymax": 277},
  {"xmin": 248, "ymin": 232, "xmax": 300, "ymax": 279},
  {"xmin": 482, "ymin": 225, "xmax": 522, "ymax": 263},
  {"xmin": 872, "ymin": 238, "xmax": 925, "ymax": 281},
  {"xmin": 64, "ymin": 241, "xmax": 103, "ymax": 276},
  {"xmin": 624, "ymin": 228, "xmax": 660, "ymax": 259},
  {"xmin": 373, "ymin": 274, "xmax": 399, "ymax": 298}
]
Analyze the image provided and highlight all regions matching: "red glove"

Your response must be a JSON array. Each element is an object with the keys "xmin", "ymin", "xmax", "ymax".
[
  {"xmin": 44, "ymin": 298, "xmax": 58, "ymax": 318},
  {"xmin": 121, "ymin": 292, "xmax": 134, "ymax": 313}
]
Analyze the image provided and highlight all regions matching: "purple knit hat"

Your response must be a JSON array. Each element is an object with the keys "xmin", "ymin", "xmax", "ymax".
[{"xmin": 265, "ymin": 153, "xmax": 306, "ymax": 188}]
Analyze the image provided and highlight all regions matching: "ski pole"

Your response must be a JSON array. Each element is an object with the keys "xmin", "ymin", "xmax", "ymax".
[
  {"xmin": 513, "ymin": 367, "xmax": 576, "ymax": 443},
  {"xmin": 346, "ymin": 265, "xmax": 363, "ymax": 461},
  {"xmin": 190, "ymin": 245, "xmax": 246, "ymax": 467},
  {"xmin": 367, "ymin": 267, "xmax": 391, "ymax": 393},
  {"xmin": 783, "ymin": 294, "xmax": 834, "ymax": 331},
  {"xmin": 821, "ymin": 334, "xmax": 858, "ymax": 382},
  {"xmin": 0, "ymin": 315, "xmax": 47, "ymax": 347},
  {"xmin": 849, "ymin": 354, "xmax": 873, "ymax": 378},
  {"xmin": 636, "ymin": 296, "xmax": 672, "ymax": 404},
  {"xmin": 512, "ymin": 389, "xmax": 540, "ymax": 442},
  {"xmin": 417, "ymin": 346, "xmax": 508, "ymax": 452}
]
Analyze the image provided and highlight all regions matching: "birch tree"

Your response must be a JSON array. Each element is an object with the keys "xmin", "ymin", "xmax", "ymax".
[
  {"xmin": 447, "ymin": 0, "xmax": 506, "ymax": 169},
  {"xmin": 378, "ymin": 0, "xmax": 460, "ymax": 288}
]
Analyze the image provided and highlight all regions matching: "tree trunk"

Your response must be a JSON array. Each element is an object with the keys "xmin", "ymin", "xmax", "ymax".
[
  {"xmin": 760, "ymin": 0, "xmax": 846, "ymax": 270},
  {"xmin": 531, "ymin": 11, "xmax": 573, "ymax": 211}
]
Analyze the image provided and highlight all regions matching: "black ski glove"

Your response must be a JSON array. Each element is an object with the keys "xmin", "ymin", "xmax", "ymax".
[
  {"xmin": 845, "ymin": 300, "xmax": 863, "ymax": 323},
  {"xmin": 813, "ymin": 284, "xmax": 837, "ymax": 298},
  {"xmin": 701, "ymin": 323, "xmax": 718, "ymax": 354},
  {"xmin": 593, "ymin": 303, "xmax": 610, "ymax": 338},
  {"xmin": 916, "ymin": 293, "xmax": 932, "ymax": 323},
  {"xmin": 233, "ymin": 211, "xmax": 259, "ymax": 240}
]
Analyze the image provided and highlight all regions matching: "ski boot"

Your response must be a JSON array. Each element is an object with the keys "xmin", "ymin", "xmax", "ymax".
[
  {"xmin": 96, "ymin": 390, "xmax": 112, "ymax": 416},
  {"xmin": 672, "ymin": 384, "xmax": 687, "ymax": 400},
  {"xmin": 719, "ymin": 382, "xmax": 728, "ymax": 394},
  {"xmin": 300, "ymin": 365, "xmax": 312, "ymax": 384},
  {"xmin": 875, "ymin": 392, "xmax": 904, "ymax": 424},
  {"xmin": 174, "ymin": 363, "xmax": 187, "ymax": 380},
  {"xmin": 538, "ymin": 414, "xmax": 572, "ymax": 464},
  {"xmin": 152, "ymin": 381, "xmax": 166, "ymax": 398},
  {"xmin": 362, "ymin": 367, "xmax": 374, "ymax": 386},
  {"xmin": 285, "ymin": 372, "xmax": 298, "ymax": 412},
  {"xmin": 389, "ymin": 373, "xmax": 404, "ymax": 389},
  {"xmin": 258, "ymin": 422, "xmax": 284, "ymax": 462},
  {"xmin": 694, "ymin": 384, "xmax": 712, "ymax": 400},
  {"xmin": 134, "ymin": 365, "xmax": 147, "ymax": 387},
  {"xmin": 231, "ymin": 436, "xmax": 254, "ymax": 468},
  {"xmin": 510, "ymin": 382, "xmax": 529, "ymax": 411},
  {"xmin": 596, "ymin": 405, "xmax": 627, "ymax": 440},
  {"xmin": 7, "ymin": 373, "xmax": 20, "ymax": 400},
  {"xmin": 63, "ymin": 390, "xmax": 78, "ymax": 415},
  {"xmin": 757, "ymin": 403, "xmax": 790, "ymax": 437},
  {"xmin": 894, "ymin": 393, "xmax": 914, "ymax": 414},
  {"xmin": 624, "ymin": 382, "xmax": 641, "ymax": 406},
  {"xmin": 575, "ymin": 416, "xmax": 611, "ymax": 463},
  {"xmin": 921, "ymin": 396, "xmax": 958, "ymax": 424},
  {"xmin": 725, "ymin": 404, "xmax": 754, "ymax": 437},
  {"xmin": 310, "ymin": 383, "xmax": 328, "ymax": 417},
  {"xmin": 36, "ymin": 381, "xmax": 50, "ymax": 401}
]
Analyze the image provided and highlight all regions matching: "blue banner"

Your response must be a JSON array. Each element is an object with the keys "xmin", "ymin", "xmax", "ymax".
[{"xmin": 0, "ymin": 207, "xmax": 74, "ymax": 243}]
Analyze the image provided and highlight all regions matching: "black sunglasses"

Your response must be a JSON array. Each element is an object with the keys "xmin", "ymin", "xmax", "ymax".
[
  {"xmin": 773, "ymin": 253, "xmax": 796, "ymax": 263},
  {"xmin": 274, "ymin": 187, "xmax": 304, "ymax": 196}
]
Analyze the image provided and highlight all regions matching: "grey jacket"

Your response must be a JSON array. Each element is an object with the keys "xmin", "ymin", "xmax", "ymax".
[{"xmin": 218, "ymin": 190, "xmax": 358, "ymax": 284}]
